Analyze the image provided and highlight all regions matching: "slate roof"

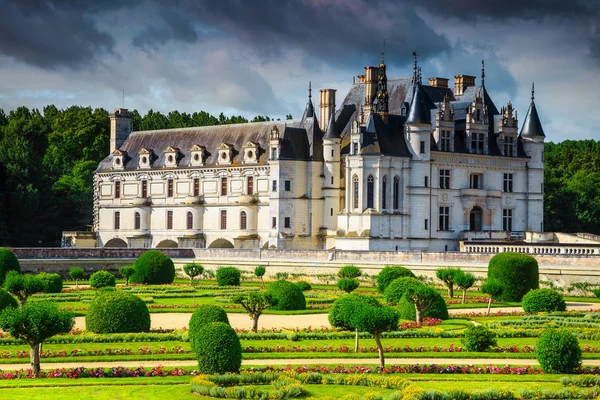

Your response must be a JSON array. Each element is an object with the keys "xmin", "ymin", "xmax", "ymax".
[
  {"xmin": 324, "ymin": 112, "xmax": 340, "ymax": 139},
  {"xmin": 520, "ymin": 100, "xmax": 546, "ymax": 138},
  {"xmin": 406, "ymin": 85, "xmax": 431, "ymax": 125}
]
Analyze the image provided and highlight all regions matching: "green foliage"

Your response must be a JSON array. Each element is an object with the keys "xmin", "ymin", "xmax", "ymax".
[
  {"xmin": 295, "ymin": 281, "xmax": 312, "ymax": 291},
  {"xmin": 594, "ymin": 288, "xmax": 600, "ymax": 299},
  {"xmin": 216, "ymin": 267, "xmax": 241, "ymax": 286},
  {"xmin": 254, "ymin": 266, "xmax": 266, "ymax": 278},
  {"xmin": 488, "ymin": 252, "xmax": 539, "ymax": 301},
  {"xmin": 38, "ymin": 272, "xmax": 63, "ymax": 293},
  {"xmin": 522, "ymin": 289, "xmax": 567, "ymax": 313},
  {"xmin": 0, "ymin": 289, "xmax": 17, "ymax": 312},
  {"xmin": 481, "ymin": 279, "xmax": 504, "ymax": 298},
  {"xmin": 455, "ymin": 271, "xmax": 476, "ymax": 291},
  {"xmin": 435, "ymin": 268, "xmax": 462, "ymax": 298},
  {"xmin": 183, "ymin": 263, "xmax": 204, "ymax": 285},
  {"xmin": 384, "ymin": 277, "xmax": 423, "ymax": 304},
  {"xmin": 338, "ymin": 265, "xmax": 362, "ymax": 278},
  {"xmin": 351, "ymin": 303, "xmax": 399, "ymax": 335},
  {"xmin": 536, "ymin": 329, "xmax": 582, "ymax": 373},
  {"xmin": 118, "ymin": 265, "xmax": 135, "ymax": 286},
  {"xmin": 3, "ymin": 271, "xmax": 45, "ymax": 305},
  {"xmin": 337, "ymin": 277, "xmax": 360, "ymax": 293},
  {"xmin": 0, "ymin": 249, "xmax": 20, "ymax": 286},
  {"xmin": 89, "ymin": 270, "xmax": 116, "ymax": 289},
  {"xmin": 377, "ymin": 266, "xmax": 416, "ymax": 294},
  {"xmin": 397, "ymin": 288, "xmax": 449, "ymax": 321},
  {"xmin": 131, "ymin": 250, "xmax": 175, "ymax": 285},
  {"xmin": 194, "ymin": 322, "xmax": 242, "ymax": 374},
  {"xmin": 329, "ymin": 294, "xmax": 382, "ymax": 330},
  {"xmin": 188, "ymin": 305, "xmax": 230, "ymax": 349},
  {"xmin": 265, "ymin": 280, "xmax": 306, "ymax": 311},
  {"xmin": 85, "ymin": 291, "xmax": 150, "ymax": 333},
  {"xmin": 233, "ymin": 292, "xmax": 276, "ymax": 331},
  {"xmin": 461, "ymin": 325, "xmax": 497, "ymax": 351},
  {"xmin": 68, "ymin": 267, "xmax": 84, "ymax": 281}
]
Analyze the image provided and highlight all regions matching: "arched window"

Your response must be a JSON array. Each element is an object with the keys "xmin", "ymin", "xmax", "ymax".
[
  {"xmin": 382, "ymin": 175, "xmax": 388, "ymax": 209},
  {"xmin": 240, "ymin": 211, "xmax": 247, "ymax": 230},
  {"xmin": 187, "ymin": 211, "xmax": 193, "ymax": 230},
  {"xmin": 134, "ymin": 212, "xmax": 141, "ymax": 230},
  {"xmin": 367, "ymin": 175, "xmax": 374, "ymax": 209},
  {"xmin": 393, "ymin": 176, "xmax": 400, "ymax": 210},
  {"xmin": 353, "ymin": 175, "xmax": 359, "ymax": 209}
]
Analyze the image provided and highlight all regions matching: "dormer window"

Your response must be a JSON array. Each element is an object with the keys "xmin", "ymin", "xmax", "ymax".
[
  {"xmin": 138, "ymin": 148, "xmax": 154, "ymax": 169},
  {"xmin": 243, "ymin": 141, "xmax": 259, "ymax": 164},
  {"xmin": 112, "ymin": 149, "xmax": 128, "ymax": 170},
  {"xmin": 164, "ymin": 146, "xmax": 180, "ymax": 168},
  {"xmin": 190, "ymin": 145, "xmax": 206, "ymax": 167},
  {"xmin": 217, "ymin": 143, "xmax": 233, "ymax": 166}
]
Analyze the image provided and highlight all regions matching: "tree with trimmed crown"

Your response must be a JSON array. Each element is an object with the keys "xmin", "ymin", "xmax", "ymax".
[
  {"xmin": 68, "ymin": 267, "xmax": 84, "ymax": 290},
  {"xmin": 183, "ymin": 263, "xmax": 204, "ymax": 286},
  {"xmin": 233, "ymin": 292, "xmax": 276, "ymax": 332}
]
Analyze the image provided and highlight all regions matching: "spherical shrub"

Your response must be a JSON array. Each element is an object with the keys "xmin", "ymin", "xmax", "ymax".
[
  {"xmin": 329, "ymin": 294, "xmax": 381, "ymax": 330},
  {"xmin": 130, "ymin": 250, "xmax": 175, "ymax": 285},
  {"xmin": 0, "ymin": 289, "xmax": 17, "ymax": 312},
  {"xmin": 488, "ymin": 252, "xmax": 539, "ymax": 301},
  {"xmin": 397, "ymin": 290, "xmax": 449, "ymax": 321},
  {"xmin": 377, "ymin": 266, "xmax": 416, "ymax": 293},
  {"xmin": 38, "ymin": 272, "xmax": 63, "ymax": 293},
  {"xmin": 86, "ymin": 291, "xmax": 150, "ymax": 333},
  {"xmin": 536, "ymin": 329, "xmax": 582, "ymax": 373},
  {"xmin": 384, "ymin": 277, "xmax": 424, "ymax": 304},
  {"xmin": 0, "ymin": 249, "xmax": 20, "ymax": 286},
  {"xmin": 337, "ymin": 277, "xmax": 360, "ymax": 293},
  {"xmin": 522, "ymin": 289, "xmax": 566, "ymax": 313},
  {"xmin": 216, "ymin": 267, "xmax": 241, "ymax": 286},
  {"xmin": 461, "ymin": 325, "xmax": 497, "ymax": 351},
  {"xmin": 89, "ymin": 270, "xmax": 116, "ymax": 289},
  {"xmin": 295, "ymin": 281, "xmax": 312, "ymax": 291},
  {"xmin": 266, "ymin": 280, "xmax": 306, "ymax": 310},
  {"xmin": 194, "ymin": 322, "xmax": 242, "ymax": 374},
  {"xmin": 338, "ymin": 265, "xmax": 362, "ymax": 278},
  {"xmin": 188, "ymin": 304, "xmax": 230, "ymax": 348}
]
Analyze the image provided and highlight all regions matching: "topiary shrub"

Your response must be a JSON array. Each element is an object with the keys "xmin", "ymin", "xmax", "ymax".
[
  {"xmin": 536, "ymin": 329, "xmax": 582, "ymax": 373},
  {"xmin": 130, "ymin": 250, "xmax": 175, "ymax": 285},
  {"xmin": 216, "ymin": 267, "xmax": 241, "ymax": 286},
  {"xmin": 329, "ymin": 294, "xmax": 382, "ymax": 330},
  {"xmin": 85, "ymin": 291, "xmax": 150, "ymax": 333},
  {"xmin": 461, "ymin": 325, "xmax": 497, "ymax": 351},
  {"xmin": 0, "ymin": 249, "xmax": 20, "ymax": 286},
  {"xmin": 384, "ymin": 277, "xmax": 424, "ymax": 304},
  {"xmin": 295, "ymin": 281, "xmax": 312, "ymax": 291},
  {"xmin": 338, "ymin": 265, "xmax": 362, "ymax": 278},
  {"xmin": 38, "ymin": 272, "xmax": 63, "ymax": 294},
  {"xmin": 194, "ymin": 322, "xmax": 242, "ymax": 374},
  {"xmin": 337, "ymin": 277, "xmax": 359, "ymax": 293},
  {"xmin": 488, "ymin": 252, "xmax": 539, "ymax": 301},
  {"xmin": 0, "ymin": 289, "xmax": 17, "ymax": 312},
  {"xmin": 266, "ymin": 280, "xmax": 306, "ymax": 310},
  {"xmin": 188, "ymin": 305, "xmax": 230, "ymax": 349},
  {"xmin": 522, "ymin": 289, "xmax": 566, "ymax": 313},
  {"xmin": 397, "ymin": 290, "xmax": 449, "ymax": 321},
  {"xmin": 376, "ymin": 266, "xmax": 416, "ymax": 294},
  {"xmin": 89, "ymin": 270, "xmax": 116, "ymax": 289}
]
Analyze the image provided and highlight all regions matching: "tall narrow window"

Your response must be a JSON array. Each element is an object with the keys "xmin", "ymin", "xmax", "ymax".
[
  {"xmin": 220, "ymin": 210, "xmax": 227, "ymax": 229},
  {"xmin": 439, "ymin": 169, "xmax": 450, "ymax": 189},
  {"xmin": 470, "ymin": 174, "xmax": 483, "ymax": 189},
  {"xmin": 353, "ymin": 142, "xmax": 359, "ymax": 155},
  {"xmin": 221, "ymin": 177, "xmax": 228, "ymax": 196},
  {"xmin": 439, "ymin": 206, "xmax": 450, "ymax": 231},
  {"xmin": 187, "ymin": 211, "xmax": 193, "ymax": 230},
  {"xmin": 193, "ymin": 178, "xmax": 200, "ymax": 197},
  {"xmin": 272, "ymin": 180, "xmax": 277, "ymax": 192},
  {"xmin": 393, "ymin": 176, "xmax": 400, "ymax": 210},
  {"xmin": 366, "ymin": 175, "xmax": 374, "ymax": 209},
  {"xmin": 247, "ymin": 176, "xmax": 254, "ymax": 195},
  {"xmin": 503, "ymin": 173, "xmax": 514, "ymax": 193},
  {"xmin": 284, "ymin": 180, "xmax": 291, "ymax": 191},
  {"xmin": 471, "ymin": 133, "xmax": 485, "ymax": 154},
  {"xmin": 424, "ymin": 176, "xmax": 429, "ymax": 188},
  {"xmin": 134, "ymin": 212, "xmax": 140, "ymax": 230},
  {"xmin": 284, "ymin": 217, "xmax": 291, "ymax": 228},
  {"xmin": 240, "ymin": 211, "xmax": 247, "ymax": 230},
  {"xmin": 167, "ymin": 211, "xmax": 173, "ymax": 230},
  {"xmin": 382, "ymin": 175, "xmax": 387, "ymax": 209},
  {"xmin": 440, "ymin": 130, "xmax": 451, "ymax": 151},
  {"xmin": 167, "ymin": 179, "xmax": 174, "ymax": 197},
  {"xmin": 353, "ymin": 175, "xmax": 359, "ymax": 209},
  {"xmin": 419, "ymin": 141, "xmax": 426, "ymax": 154},
  {"xmin": 424, "ymin": 219, "xmax": 428, "ymax": 231},
  {"xmin": 503, "ymin": 209, "xmax": 513, "ymax": 231},
  {"xmin": 141, "ymin": 180, "xmax": 148, "ymax": 198},
  {"xmin": 504, "ymin": 136, "xmax": 515, "ymax": 156},
  {"xmin": 114, "ymin": 211, "xmax": 120, "ymax": 230},
  {"xmin": 272, "ymin": 147, "xmax": 278, "ymax": 160},
  {"xmin": 114, "ymin": 181, "xmax": 121, "ymax": 199},
  {"xmin": 272, "ymin": 217, "xmax": 277, "ymax": 229}
]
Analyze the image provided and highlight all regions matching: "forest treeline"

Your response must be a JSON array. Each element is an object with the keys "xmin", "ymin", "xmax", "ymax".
[{"xmin": 0, "ymin": 105, "xmax": 597, "ymax": 246}]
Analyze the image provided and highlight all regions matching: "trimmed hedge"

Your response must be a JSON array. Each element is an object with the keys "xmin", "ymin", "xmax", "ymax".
[
  {"xmin": 0, "ymin": 249, "xmax": 20, "ymax": 286},
  {"xmin": 338, "ymin": 265, "xmax": 361, "ymax": 278},
  {"xmin": 38, "ymin": 272, "xmax": 63, "ymax": 294},
  {"xmin": 194, "ymin": 322, "xmax": 242, "ymax": 374},
  {"xmin": 266, "ymin": 280, "xmax": 306, "ymax": 311},
  {"xmin": 461, "ymin": 325, "xmax": 497, "ymax": 351},
  {"xmin": 188, "ymin": 305, "xmax": 230, "ymax": 349},
  {"xmin": 0, "ymin": 289, "xmax": 17, "ymax": 312},
  {"xmin": 397, "ymin": 290, "xmax": 449, "ymax": 321},
  {"xmin": 522, "ymin": 289, "xmax": 566, "ymax": 313},
  {"xmin": 337, "ymin": 278, "xmax": 359, "ymax": 293},
  {"xmin": 376, "ymin": 266, "xmax": 416, "ymax": 294},
  {"xmin": 384, "ymin": 277, "xmax": 423, "ymax": 304},
  {"xmin": 295, "ymin": 281, "xmax": 312, "ymax": 291},
  {"xmin": 89, "ymin": 270, "xmax": 116, "ymax": 289},
  {"xmin": 85, "ymin": 291, "xmax": 150, "ymax": 333},
  {"xmin": 131, "ymin": 250, "xmax": 175, "ymax": 285},
  {"xmin": 216, "ymin": 267, "xmax": 241, "ymax": 287},
  {"xmin": 488, "ymin": 252, "xmax": 539, "ymax": 301},
  {"xmin": 536, "ymin": 329, "xmax": 582, "ymax": 373}
]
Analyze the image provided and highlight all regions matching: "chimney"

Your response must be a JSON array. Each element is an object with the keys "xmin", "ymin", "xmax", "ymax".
[
  {"xmin": 319, "ymin": 89, "xmax": 336, "ymax": 131},
  {"xmin": 109, "ymin": 108, "xmax": 132, "ymax": 153},
  {"xmin": 453, "ymin": 75, "xmax": 476, "ymax": 96},
  {"xmin": 364, "ymin": 66, "xmax": 378, "ymax": 106},
  {"xmin": 428, "ymin": 77, "xmax": 449, "ymax": 88}
]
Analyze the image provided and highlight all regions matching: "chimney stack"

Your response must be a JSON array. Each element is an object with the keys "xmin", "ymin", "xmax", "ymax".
[
  {"xmin": 453, "ymin": 75, "xmax": 476, "ymax": 96},
  {"xmin": 428, "ymin": 77, "xmax": 449, "ymax": 88},
  {"xmin": 319, "ymin": 89, "xmax": 336, "ymax": 131},
  {"xmin": 109, "ymin": 108, "xmax": 132, "ymax": 153}
]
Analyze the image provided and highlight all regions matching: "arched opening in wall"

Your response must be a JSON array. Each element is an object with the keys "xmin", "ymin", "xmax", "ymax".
[
  {"xmin": 208, "ymin": 238, "xmax": 234, "ymax": 248},
  {"xmin": 470, "ymin": 206, "xmax": 483, "ymax": 231},
  {"xmin": 104, "ymin": 238, "xmax": 128, "ymax": 248},
  {"xmin": 240, "ymin": 211, "xmax": 247, "ymax": 230},
  {"xmin": 382, "ymin": 175, "xmax": 387, "ymax": 209},
  {"xmin": 352, "ymin": 175, "xmax": 359, "ymax": 210},
  {"xmin": 187, "ymin": 212, "xmax": 193, "ymax": 230},
  {"xmin": 156, "ymin": 240, "xmax": 178, "ymax": 248},
  {"xmin": 134, "ymin": 212, "xmax": 141, "ymax": 230},
  {"xmin": 366, "ymin": 175, "xmax": 374, "ymax": 209},
  {"xmin": 393, "ymin": 176, "xmax": 400, "ymax": 210}
]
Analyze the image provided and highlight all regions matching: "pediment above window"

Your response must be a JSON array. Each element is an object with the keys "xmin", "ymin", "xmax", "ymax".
[
  {"xmin": 164, "ymin": 146, "xmax": 181, "ymax": 168},
  {"xmin": 138, "ymin": 148, "xmax": 155, "ymax": 169},
  {"xmin": 217, "ymin": 143, "xmax": 234, "ymax": 165},
  {"xmin": 243, "ymin": 141, "xmax": 260, "ymax": 164},
  {"xmin": 189, "ymin": 144, "xmax": 207, "ymax": 166},
  {"xmin": 112, "ymin": 149, "xmax": 129, "ymax": 170}
]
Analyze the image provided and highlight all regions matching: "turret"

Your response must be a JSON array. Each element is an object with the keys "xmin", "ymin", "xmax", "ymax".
[
  {"xmin": 109, "ymin": 108, "xmax": 131, "ymax": 153},
  {"xmin": 405, "ymin": 85, "xmax": 432, "ymax": 161},
  {"xmin": 322, "ymin": 112, "xmax": 341, "ymax": 229}
]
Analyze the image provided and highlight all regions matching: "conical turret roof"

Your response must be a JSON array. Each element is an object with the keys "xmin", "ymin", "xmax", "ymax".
[
  {"xmin": 324, "ymin": 111, "xmax": 339, "ymax": 139},
  {"xmin": 406, "ymin": 85, "xmax": 431, "ymax": 125},
  {"xmin": 520, "ymin": 101, "xmax": 545, "ymax": 138}
]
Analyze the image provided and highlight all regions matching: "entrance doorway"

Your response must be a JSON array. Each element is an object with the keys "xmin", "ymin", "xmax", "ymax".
[{"xmin": 470, "ymin": 206, "xmax": 483, "ymax": 231}]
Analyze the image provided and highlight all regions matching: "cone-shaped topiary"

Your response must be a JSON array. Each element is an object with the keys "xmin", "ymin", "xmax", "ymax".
[
  {"xmin": 0, "ymin": 249, "xmax": 20, "ymax": 286},
  {"xmin": 0, "ymin": 289, "xmax": 17, "ymax": 312},
  {"xmin": 266, "ymin": 280, "xmax": 306, "ymax": 310},
  {"xmin": 193, "ymin": 322, "xmax": 242, "ymax": 374},
  {"xmin": 488, "ymin": 252, "xmax": 539, "ymax": 301},
  {"xmin": 522, "ymin": 289, "xmax": 566, "ymax": 313},
  {"xmin": 86, "ymin": 291, "xmax": 150, "ymax": 333},
  {"xmin": 131, "ymin": 250, "xmax": 175, "ymax": 285},
  {"xmin": 376, "ymin": 266, "xmax": 416, "ymax": 294},
  {"xmin": 188, "ymin": 305, "xmax": 230, "ymax": 349}
]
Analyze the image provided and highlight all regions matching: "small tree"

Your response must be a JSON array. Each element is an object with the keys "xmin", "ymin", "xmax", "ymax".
[
  {"xmin": 233, "ymin": 292, "xmax": 276, "ymax": 332},
  {"xmin": 3, "ymin": 271, "xmax": 45, "ymax": 306},
  {"xmin": 351, "ymin": 302, "xmax": 399, "ymax": 367},
  {"xmin": 405, "ymin": 285, "xmax": 438, "ymax": 324},
  {"xmin": 338, "ymin": 265, "xmax": 362, "ymax": 279},
  {"xmin": 254, "ymin": 266, "xmax": 266, "ymax": 288},
  {"xmin": 0, "ymin": 301, "xmax": 74, "ymax": 377},
  {"xmin": 337, "ymin": 277, "xmax": 360, "ymax": 293},
  {"xmin": 435, "ymin": 268, "xmax": 461, "ymax": 298},
  {"xmin": 69, "ymin": 267, "xmax": 85, "ymax": 290},
  {"xmin": 455, "ymin": 271, "xmax": 476, "ymax": 304},
  {"xmin": 183, "ymin": 263, "xmax": 204, "ymax": 286},
  {"xmin": 329, "ymin": 294, "xmax": 380, "ymax": 352},
  {"xmin": 118, "ymin": 265, "xmax": 136, "ymax": 286},
  {"xmin": 481, "ymin": 279, "xmax": 504, "ymax": 316}
]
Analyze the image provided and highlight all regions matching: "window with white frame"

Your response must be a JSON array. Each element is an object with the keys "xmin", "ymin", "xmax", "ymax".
[
  {"xmin": 439, "ymin": 206, "xmax": 450, "ymax": 231},
  {"xmin": 439, "ymin": 169, "xmax": 450, "ymax": 189},
  {"xmin": 471, "ymin": 133, "xmax": 485, "ymax": 154},
  {"xmin": 503, "ymin": 173, "xmax": 514, "ymax": 193},
  {"xmin": 470, "ymin": 174, "xmax": 483, "ymax": 189},
  {"xmin": 504, "ymin": 136, "xmax": 515, "ymax": 156},
  {"xmin": 440, "ymin": 130, "xmax": 451, "ymax": 151},
  {"xmin": 503, "ymin": 208, "xmax": 513, "ymax": 231},
  {"xmin": 353, "ymin": 175, "xmax": 359, "ymax": 209}
]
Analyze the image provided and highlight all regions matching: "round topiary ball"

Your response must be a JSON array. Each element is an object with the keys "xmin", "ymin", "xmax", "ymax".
[
  {"xmin": 0, "ymin": 289, "xmax": 17, "ymax": 312},
  {"xmin": 216, "ymin": 267, "xmax": 241, "ymax": 286},
  {"xmin": 38, "ymin": 272, "xmax": 63, "ymax": 293},
  {"xmin": 0, "ymin": 249, "xmax": 20, "ymax": 286},
  {"xmin": 397, "ymin": 290, "xmax": 449, "ymax": 321},
  {"xmin": 377, "ymin": 266, "xmax": 416, "ymax": 294},
  {"xmin": 488, "ymin": 252, "xmax": 539, "ymax": 302},
  {"xmin": 194, "ymin": 322, "xmax": 242, "ymax": 374},
  {"xmin": 337, "ymin": 277, "xmax": 360, "ymax": 293},
  {"xmin": 266, "ymin": 280, "xmax": 306, "ymax": 310},
  {"xmin": 89, "ymin": 270, "xmax": 116, "ymax": 289},
  {"xmin": 384, "ymin": 277, "xmax": 424, "ymax": 304},
  {"xmin": 461, "ymin": 325, "xmax": 497, "ymax": 351},
  {"xmin": 188, "ymin": 305, "xmax": 230, "ymax": 348},
  {"xmin": 131, "ymin": 250, "xmax": 175, "ymax": 285},
  {"xmin": 522, "ymin": 289, "xmax": 566, "ymax": 313},
  {"xmin": 329, "ymin": 294, "xmax": 381, "ymax": 330},
  {"xmin": 86, "ymin": 291, "xmax": 150, "ymax": 333},
  {"xmin": 536, "ymin": 329, "xmax": 582, "ymax": 373},
  {"xmin": 295, "ymin": 281, "xmax": 312, "ymax": 291}
]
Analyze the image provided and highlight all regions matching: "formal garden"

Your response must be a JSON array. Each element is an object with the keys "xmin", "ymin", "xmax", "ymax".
[{"xmin": 0, "ymin": 249, "xmax": 600, "ymax": 399}]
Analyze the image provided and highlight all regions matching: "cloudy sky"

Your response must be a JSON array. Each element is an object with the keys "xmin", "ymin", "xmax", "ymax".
[{"xmin": 0, "ymin": 0, "xmax": 599, "ymax": 142}]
